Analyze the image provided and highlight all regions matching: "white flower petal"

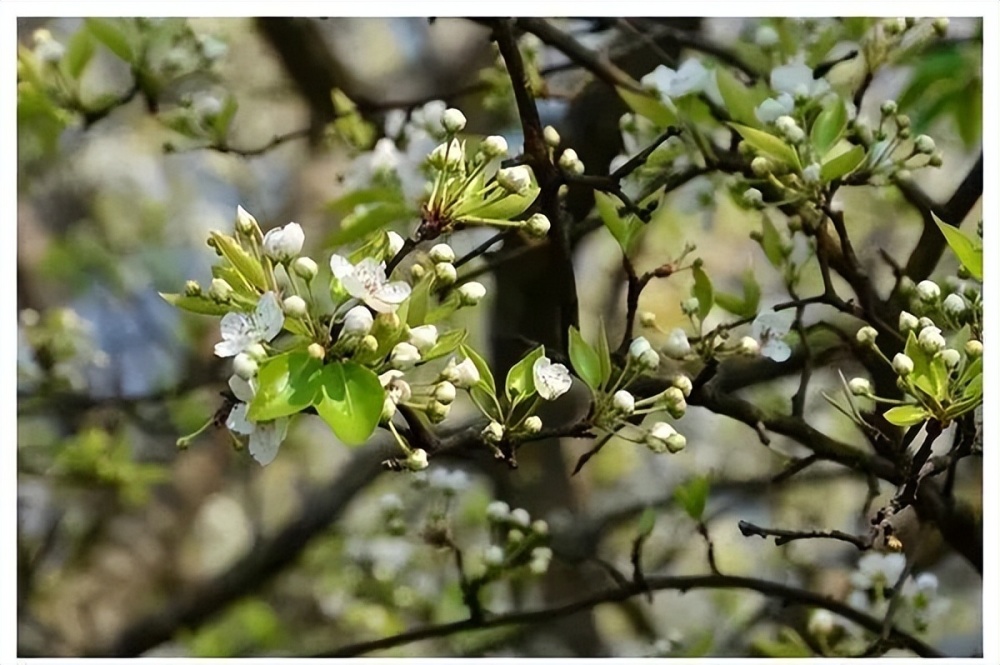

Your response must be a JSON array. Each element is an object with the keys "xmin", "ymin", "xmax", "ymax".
[
  {"xmin": 762, "ymin": 339, "xmax": 792, "ymax": 362},
  {"xmin": 228, "ymin": 375, "xmax": 256, "ymax": 403},
  {"xmin": 374, "ymin": 281, "xmax": 411, "ymax": 309},
  {"xmin": 254, "ymin": 292, "xmax": 285, "ymax": 341},
  {"xmin": 329, "ymin": 254, "xmax": 355, "ymax": 280},
  {"xmin": 249, "ymin": 418, "xmax": 289, "ymax": 466},
  {"xmin": 226, "ymin": 403, "xmax": 255, "ymax": 435},
  {"xmin": 532, "ymin": 357, "xmax": 572, "ymax": 401}
]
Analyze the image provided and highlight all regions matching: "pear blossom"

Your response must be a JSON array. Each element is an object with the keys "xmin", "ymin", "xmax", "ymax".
[
  {"xmin": 341, "ymin": 305, "xmax": 374, "ymax": 337},
  {"xmin": 262, "ymin": 222, "xmax": 305, "ymax": 262},
  {"xmin": 943, "ymin": 293, "xmax": 966, "ymax": 316},
  {"xmin": 751, "ymin": 309, "xmax": 794, "ymax": 362},
  {"xmin": 496, "ymin": 165, "xmax": 532, "ymax": 195},
  {"xmin": 226, "ymin": 375, "xmax": 290, "ymax": 466},
  {"xmin": 481, "ymin": 135, "xmax": 508, "ymax": 158},
  {"xmin": 235, "ymin": 205, "xmax": 258, "ymax": 235},
  {"xmin": 613, "ymin": 390, "xmax": 635, "ymax": 414},
  {"xmin": 892, "ymin": 353, "xmax": 914, "ymax": 376},
  {"xmin": 442, "ymin": 356, "xmax": 480, "ymax": 388},
  {"xmin": 390, "ymin": 342, "xmax": 421, "ymax": 369},
  {"xmin": 214, "ymin": 292, "xmax": 284, "ymax": 357},
  {"xmin": 386, "ymin": 231, "xmax": 405, "ymax": 257},
  {"xmin": 379, "ymin": 370, "xmax": 412, "ymax": 404},
  {"xmin": 532, "ymin": 356, "xmax": 572, "ymax": 400},
  {"xmin": 457, "ymin": 282, "xmax": 487, "ymax": 306},
  {"xmin": 663, "ymin": 328, "xmax": 691, "ymax": 359},
  {"xmin": 292, "ymin": 256, "xmax": 318, "ymax": 280},
  {"xmin": 433, "ymin": 381, "xmax": 457, "ymax": 405},
  {"xmin": 486, "ymin": 501, "xmax": 511, "ymax": 522},
  {"xmin": 523, "ymin": 415, "xmax": 543, "ymax": 433},
  {"xmin": 770, "ymin": 60, "xmax": 830, "ymax": 99},
  {"xmin": 429, "ymin": 243, "xmax": 456, "ymax": 263},
  {"xmin": 330, "ymin": 255, "xmax": 411, "ymax": 313},
  {"xmin": 851, "ymin": 552, "xmax": 906, "ymax": 591},
  {"xmin": 441, "ymin": 108, "xmax": 467, "ymax": 133},
  {"xmin": 642, "ymin": 59, "xmax": 711, "ymax": 102},
  {"xmin": 755, "ymin": 93, "xmax": 795, "ymax": 124},
  {"xmin": 408, "ymin": 324, "xmax": 439, "ymax": 352}
]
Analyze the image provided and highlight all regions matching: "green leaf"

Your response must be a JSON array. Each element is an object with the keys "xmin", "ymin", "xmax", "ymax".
[
  {"xmin": 809, "ymin": 99, "xmax": 848, "ymax": 157},
  {"xmin": 691, "ymin": 264, "xmax": 714, "ymax": 321},
  {"xmin": 715, "ymin": 268, "xmax": 760, "ymax": 318},
  {"xmin": 212, "ymin": 95, "xmax": 239, "ymax": 142},
  {"xmin": 962, "ymin": 372, "xmax": 983, "ymax": 401},
  {"xmin": 673, "ymin": 476, "xmax": 709, "ymax": 521},
  {"xmin": 62, "ymin": 28, "xmax": 96, "ymax": 80},
  {"xmin": 715, "ymin": 68, "xmax": 759, "ymax": 127},
  {"xmin": 637, "ymin": 507, "xmax": 657, "ymax": 539},
  {"xmin": 617, "ymin": 86, "xmax": 677, "ymax": 127},
  {"xmin": 85, "ymin": 18, "xmax": 135, "ymax": 63},
  {"xmin": 714, "ymin": 291, "xmax": 747, "ymax": 317},
  {"xmin": 568, "ymin": 327, "xmax": 602, "ymax": 392},
  {"xmin": 596, "ymin": 318, "xmax": 613, "ymax": 388},
  {"xmin": 455, "ymin": 180, "xmax": 540, "ymax": 221},
  {"xmin": 884, "ymin": 404, "xmax": 930, "ymax": 427},
  {"xmin": 327, "ymin": 202, "xmax": 413, "ymax": 247},
  {"xmin": 760, "ymin": 213, "xmax": 784, "ymax": 268},
  {"xmin": 904, "ymin": 332, "xmax": 948, "ymax": 402},
  {"xmin": 505, "ymin": 345, "xmax": 546, "ymax": 402},
  {"xmin": 728, "ymin": 122, "xmax": 801, "ymax": 170},
  {"xmin": 325, "ymin": 187, "xmax": 402, "ymax": 217},
  {"xmin": 460, "ymin": 343, "xmax": 496, "ymax": 394},
  {"xmin": 820, "ymin": 144, "xmax": 865, "ymax": 182},
  {"xmin": 934, "ymin": 214, "xmax": 982, "ymax": 280},
  {"xmin": 248, "ymin": 352, "xmax": 323, "ymax": 422},
  {"xmin": 209, "ymin": 232, "xmax": 267, "ymax": 291},
  {"xmin": 313, "ymin": 362, "xmax": 384, "ymax": 445},
  {"xmin": 422, "ymin": 328, "xmax": 468, "ymax": 362},
  {"xmin": 211, "ymin": 264, "xmax": 256, "ymax": 299},
  {"xmin": 405, "ymin": 278, "xmax": 432, "ymax": 327},
  {"xmin": 159, "ymin": 292, "xmax": 231, "ymax": 316},
  {"xmin": 595, "ymin": 191, "xmax": 643, "ymax": 255}
]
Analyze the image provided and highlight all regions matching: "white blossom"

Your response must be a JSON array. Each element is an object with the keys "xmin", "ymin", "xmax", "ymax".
[
  {"xmin": 940, "ymin": 348, "xmax": 961, "ymax": 368},
  {"xmin": 441, "ymin": 108, "xmax": 467, "ymax": 133},
  {"xmin": 856, "ymin": 326, "xmax": 879, "ymax": 346},
  {"xmin": 755, "ymin": 93, "xmax": 795, "ymax": 124},
  {"xmin": 851, "ymin": 552, "xmax": 906, "ymax": 590},
  {"xmin": 434, "ymin": 262, "xmax": 457, "ymax": 285},
  {"xmin": 496, "ymin": 165, "xmax": 532, "ymax": 195},
  {"xmin": 386, "ymin": 231, "xmax": 405, "ymax": 257},
  {"xmin": 262, "ymin": 222, "xmax": 305, "ymax": 262},
  {"xmin": 390, "ymin": 342, "xmax": 421, "ymax": 369},
  {"xmin": 458, "ymin": 282, "xmax": 487, "ymax": 306},
  {"xmin": 629, "ymin": 336, "xmax": 653, "ymax": 359},
  {"xmin": 525, "ymin": 213, "xmax": 551, "ymax": 238},
  {"xmin": 942, "ymin": 293, "xmax": 966, "ymax": 316},
  {"xmin": 510, "ymin": 508, "xmax": 531, "ymax": 528},
  {"xmin": 916, "ymin": 279, "xmax": 940, "ymax": 301},
  {"xmin": 523, "ymin": 415, "xmax": 543, "ymax": 433},
  {"xmin": 965, "ymin": 339, "xmax": 983, "ymax": 358},
  {"xmin": 226, "ymin": 375, "xmax": 289, "ymax": 466},
  {"xmin": 770, "ymin": 60, "xmax": 830, "ymax": 99},
  {"xmin": 379, "ymin": 369, "xmax": 412, "ymax": 405},
  {"xmin": 532, "ymin": 356, "xmax": 572, "ymax": 400},
  {"xmin": 849, "ymin": 377, "xmax": 872, "ymax": 396},
  {"xmin": 481, "ymin": 135, "xmax": 508, "ymax": 158},
  {"xmin": 341, "ymin": 305, "xmax": 374, "ymax": 337},
  {"xmin": 442, "ymin": 357, "xmax": 480, "ymax": 388},
  {"xmin": 918, "ymin": 325, "xmax": 946, "ymax": 354},
  {"xmin": 429, "ymin": 243, "xmax": 456, "ymax": 264},
  {"xmin": 408, "ymin": 324, "xmax": 439, "ymax": 352},
  {"xmin": 486, "ymin": 501, "xmax": 511, "ymax": 522},
  {"xmin": 330, "ymin": 255, "xmax": 411, "ymax": 313},
  {"xmin": 482, "ymin": 420, "xmax": 505, "ymax": 443},
  {"xmin": 752, "ymin": 310, "xmax": 794, "ymax": 362},
  {"xmin": 899, "ymin": 310, "xmax": 919, "ymax": 333},
  {"xmin": 672, "ymin": 375, "xmax": 693, "ymax": 398},
  {"xmin": 214, "ymin": 292, "xmax": 284, "ymax": 357},
  {"xmin": 642, "ymin": 59, "xmax": 711, "ymax": 101},
  {"xmin": 233, "ymin": 353, "xmax": 258, "ymax": 380},
  {"xmin": 433, "ymin": 381, "xmax": 457, "ymax": 405},
  {"xmin": 292, "ymin": 256, "xmax": 318, "ymax": 280},
  {"xmin": 282, "ymin": 295, "xmax": 307, "ymax": 318},
  {"xmin": 893, "ymin": 353, "xmax": 914, "ymax": 376},
  {"xmin": 613, "ymin": 390, "xmax": 635, "ymax": 414},
  {"xmin": 235, "ymin": 205, "xmax": 258, "ymax": 235}
]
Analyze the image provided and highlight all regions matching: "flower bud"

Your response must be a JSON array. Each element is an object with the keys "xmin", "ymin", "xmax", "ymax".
[
  {"xmin": 486, "ymin": 501, "xmax": 510, "ymax": 522},
  {"xmin": 543, "ymin": 125, "xmax": 561, "ymax": 147},
  {"xmin": 408, "ymin": 324, "xmax": 439, "ymax": 352},
  {"xmin": 529, "ymin": 552, "xmax": 551, "ymax": 575},
  {"xmin": 809, "ymin": 609, "xmax": 837, "ymax": 637},
  {"xmin": 390, "ymin": 342, "xmax": 421, "ymax": 369},
  {"xmin": 434, "ymin": 381, "xmax": 457, "ymax": 405},
  {"xmin": 510, "ymin": 508, "xmax": 531, "ymax": 528},
  {"xmin": 940, "ymin": 348, "xmax": 961, "ymax": 369},
  {"xmin": 896, "ymin": 114, "xmax": 911, "ymax": 129},
  {"xmin": 524, "ymin": 213, "xmax": 551, "ymax": 238},
  {"xmin": 381, "ymin": 395, "xmax": 397, "ymax": 422},
  {"xmin": 434, "ymin": 262, "xmax": 458, "ymax": 286},
  {"xmin": 663, "ymin": 328, "xmax": 691, "ymax": 359},
  {"xmin": 426, "ymin": 400, "xmax": 451, "ymax": 423},
  {"xmin": 496, "ymin": 165, "xmax": 532, "ymax": 195},
  {"xmin": 342, "ymin": 305, "xmax": 374, "ymax": 336},
  {"xmin": 209, "ymin": 278, "xmax": 233, "ymax": 302},
  {"xmin": 405, "ymin": 448, "xmax": 429, "ymax": 471},
  {"xmin": 802, "ymin": 163, "xmax": 821, "ymax": 183},
  {"xmin": 442, "ymin": 357, "xmax": 480, "ymax": 388},
  {"xmin": 481, "ymin": 135, "xmax": 508, "ymax": 158},
  {"xmin": 184, "ymin": 280, "xmax": 202, "ymax": 296},
  {"xmin": 482, "ymin": 420, "xmax": 505, "ymax": 443},
  {"xmin": 429, "ymin": 243, "xmax": 456, "ymax": 264},
  {"xmin": 942, "ymin": 293, "xmax": 966, "ymax": 317},
  {"xmin": 916, "ymin": 280, "xmax": 940, "ymax": 302},
  {"xmin": 892, "ymin": 354, "xmax": 914, "ymax": 377},
  {"xmin": 429, "ymin": 139, "xmax": 464, "ymax": 169},
  {"xmin": 965, "ymin": 339, "xmax": 982, "ymax": 358},
  {"xmin": 292, "ymin": 256, "xmax": 318, "ymax": 281},
  {"xmin": 856, "ymin": 326, "xmax": 879, "ymax": 346},
  {"xmin": 523, "ymin": 415, "xmax": 543, "ymax": 434},
  {"xmin": 458, "ymin": 282, "xmax": 487, "ymax": 306},
  {"xmin": 754, "ymin": 25, "xmax": 779, "ymax": 47},
  {"xmin": 672, "ymin": 375, "xmax": 693, "ymax": 398},
  {"xmin": 32, "ymin": 29, "xmax": 65, "ymax": 63},
  {"xmin": 282, "ymin": 295, "xmax": 308, "ymax": 318},
  {"xmin": 932, "ymin": 17, "xmax": 949, "ymax": 36},
  {"xmin": 899, "ymin": 311, "xmax": 919, "ymax": 333},
  {"xmin": 410, "ymin": 264, "xmax": 426, "ymax": 280},
  {"xmin": 484, "ymin": 545, "xmax": 505, "ymax": 568},
  {"xmin": 742, "ymin": 188, "xmax": 764, "ymax": 208},
  {"xmin": 612, "ymin": 390, "xmax": 635, "ymax": 415},
  {"xmin": 307, "ymin": 342, "xmax": 326, "ymax": 360},
  {"xmin": 880, "ymin": 100, "xmax": 898, "ymax": 116},
  {"xmin": 639, "ymin": 311, "xmax": 657, "ymax": 328},
  {"xmin": 558, "ymin": 148, "xmax": 585, "ymax": 175},
  {"xmin": 918, "ymin": 316, "xmax": 935, "ymax": 330},
  {"xmin": 532, "ymin": 520, "xmax": 549, "ymax": 536},
  {"xmin": 262, "ymin": 222, "xmax": 305, "ymax": 262},
  {"xmin": 914, "ymin": 134, "xmax": 936, "ymax": 155},
  {"xmin": 386, "ymin": 231, "xmax": 405, "ymax": 258},
  {"xmin": 775, "ymin": 115, "xmax": 798, "ymax": 134},
  {"xmin": 849, "ymin": 377, "xmax": 872, "ymax": 396},
  {"xmin": 928, "ymin": 153, "xmax": 943, "ymax": 167},
  {"xmin": 629, "ymin": 336, "xmax": 652, "ymax": 359},
  {"xmin": 665, "ymin": 432, "xmax": 687, "ymax": 453},
  {"xmin": 738, "ymin": 336, "xmax": 760, "ymax": 355},
  {"xmin": 918, "ymin": 326, "xmax": 946, "ymax": 354},
  {"xmin": 233, "ymin": 353, "xmax": 258, "ymax": 380},
  {"xmin": 750, "ymin": 156, "xmax": 772, "ymax": 177},
  {"xmin": 441, "ymin": 108, "xmax": 467, "ymax": 133},
  {"xmin": 639, "ymin": 348, "xmax": 660, "ymax": 371},
  {"xmin": 359, "ymin": 335, "xmax": 379, "ymax": 354}
]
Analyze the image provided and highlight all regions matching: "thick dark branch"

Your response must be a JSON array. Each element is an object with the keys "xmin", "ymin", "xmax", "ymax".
[
  {"xmin": 313, "ymin": 573, "xmax": 940, "ymax": 657},
  {"xmin": 738, "ymin": 520, "xmax": 872, "ymax": 550}
]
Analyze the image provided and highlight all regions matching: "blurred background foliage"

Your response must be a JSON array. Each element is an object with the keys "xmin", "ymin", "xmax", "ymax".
[{"xmin": 16, "ymin": 16, "xmax": 982, "ymax": 657}]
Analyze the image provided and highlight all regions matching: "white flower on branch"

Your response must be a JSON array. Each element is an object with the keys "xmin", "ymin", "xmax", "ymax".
[
  {"xmin": 330, "ymin": 255, "xmax": 411, "ymax": 313},
  {"xmin": 214, "ymin": 292, "xmax": 284, "ymax": 357}
]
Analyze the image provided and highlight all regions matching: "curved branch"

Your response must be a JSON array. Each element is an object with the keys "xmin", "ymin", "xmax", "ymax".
[{"xmin": 313, "ymin": 573, "xmax": 941, "ymax": 657}]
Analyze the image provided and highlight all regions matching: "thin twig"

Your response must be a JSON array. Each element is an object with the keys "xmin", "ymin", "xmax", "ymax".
[{"xmin": 738, "ymin": 520, "xmax": 872, "ymax": 550}]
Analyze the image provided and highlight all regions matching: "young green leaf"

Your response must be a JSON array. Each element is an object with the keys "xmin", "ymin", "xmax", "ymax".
[
  {"xmin": 505, "ymin": 345, "xmax": 546, "ymax": 402},
  {"xmin": 809, "ymin": 99, "xmax": 848, "ymax": 157},
  {"xmin": 728, "ymin": 122, "xmax": 801, "ymax": 170},
  {"xmin": 691, "ymin": 265, "xmax": 714, "ymax": 321},
  {"xmin": 673, "ymin": 475, "xmax": 710, "ymax": 521},
  {"xmin": 61, "ymin": 29, "xmax": 96, "ymax": 80},
  {"xmin": 327, "ymin": 201, "xmax": 413, "ymax": 247},
  {"xmin": 934, "ymin": 214, "xmax": 982, "ymax": 280},
  {"xmin": 637, "ymin": 507, "xmax": 657, "ymax": 539},
  {"xmin": 568, "ymin": 327, "xmax": 602, "ymax": 391},
  {"xmin": 760, "ymin": 214, "xmax": 784, "ymax": 268},
  {"xmin": 883, "ymin": 404, "xmax": 930, "ymax": 427},
  {"xmin": 596, "ymin": 318, "xmax": 613, "ymax": 388},
  {"xmin": 904, "ymin": 332, "xmax": 948, "ymax": 402},
  {"xmin": 159, "ymin": 292, "xmax": 231, "ymax": 316},
  {"xmin": 248, "ymin": 352, "xmax": 323, "ymax": 422},
  {"xmin": 820, "ymin": 144, "xmax": 865, "ymax": 182},
  {"xmin": 715, "ymin": 68, "xmax": 760, "ymax": 127},
  {"xmin": 422, "ymin": 328, "xmax": 468, "ymax": 362},
  {"xmin": 209, "ymin": 232, "xmax": 268, "ymax": 291},
  {"xmin": 460, "ymin": 343, "xmax": 496, "ymax": 394},
  {"xmin": 85, "ymin": 18, "xmax": 135, "ymax": 63},
  {"xmin": 617, "ymin": 86, "xmax": 677, "ymax": 127},
  {"xmin": 594, "ymin": 191, "xmax": 643, "ymax": 256},
  {"xmin": 313, "ymin": 362, "xmax": 384, "ymax": 445}
]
